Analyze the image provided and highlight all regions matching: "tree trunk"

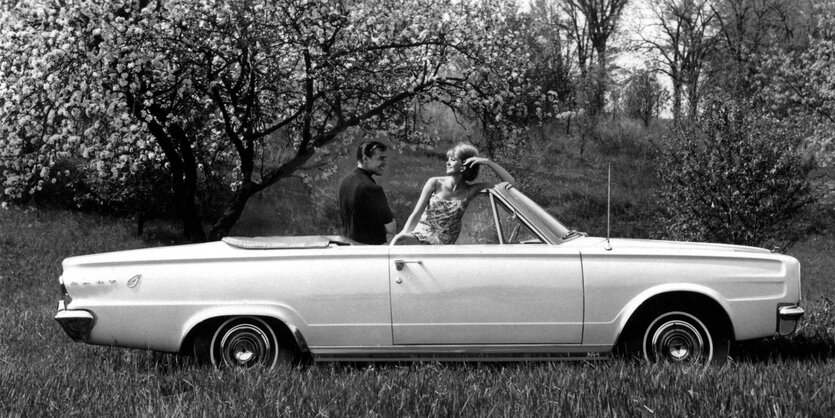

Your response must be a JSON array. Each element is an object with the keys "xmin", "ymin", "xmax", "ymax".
[
  {"xmin": 208, "ymin": 182, "xmax": 257, "ymax": 241},
  {"xmin": 686, "ymin": 78, "xmax": 701, "ymax": 121},
  {"xmin": 125, "ymin": 87, "xmax": 208, "ymax": 242},
  {"xmin": 178, "ymin": 194, "xmax": 206, "ymax": 242},
  {"xmin": 136, "ymin": 211, "xmax": 145, "ymax": 236},
  {"xmin": 672, "ymin": 81, "xmax": 683, "ymax": 126},
  {"xmin": 170, "ymin": 126, "xmax": 206, "ymax": 242},
  {"xmin": 167, "ymin": 150, "xmax": 206, "ymax": 242},
  {"xmin": 207, "ymin": 146, "xmax": 318, "ymax": 240}
]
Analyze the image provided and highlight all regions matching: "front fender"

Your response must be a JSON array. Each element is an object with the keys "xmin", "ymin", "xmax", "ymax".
[{"xmin": 608, "ymin": 283, "xmax": 734, "ymax": 345}]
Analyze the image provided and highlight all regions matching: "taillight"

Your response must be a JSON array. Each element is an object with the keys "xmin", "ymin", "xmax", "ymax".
[
  {"xmin": 55, "ymin": 310, "xmax": 95, "ymax": 341},
  {"xmin": 58, "ymin": 275, "xmax": 72, "ymax": 305}
]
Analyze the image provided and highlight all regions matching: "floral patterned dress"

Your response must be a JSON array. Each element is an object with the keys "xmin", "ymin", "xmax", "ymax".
[{"xmin": 411, "ymin": 193, "xmax": 468, "ymax": 245}]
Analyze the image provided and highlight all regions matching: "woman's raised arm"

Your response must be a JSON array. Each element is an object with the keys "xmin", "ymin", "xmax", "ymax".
[{"xmin": 463, "ymin": 157, "xmax": 515, "ymax": 197}]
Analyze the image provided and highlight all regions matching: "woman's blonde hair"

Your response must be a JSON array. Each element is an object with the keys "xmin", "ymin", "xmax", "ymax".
[{"xmin": 448, "ymin": 142, "xmax": 480, "ymax": 182}]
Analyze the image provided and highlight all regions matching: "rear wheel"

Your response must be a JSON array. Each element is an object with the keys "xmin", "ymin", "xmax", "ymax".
[{"xmin": 209, "ymin": 317, "xmax": 287, "ymax": 369}]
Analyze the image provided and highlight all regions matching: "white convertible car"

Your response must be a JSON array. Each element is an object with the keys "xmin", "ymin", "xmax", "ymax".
[{"xmin": 55, "ymin": 183, "xmax": 804, "ymax": 368}]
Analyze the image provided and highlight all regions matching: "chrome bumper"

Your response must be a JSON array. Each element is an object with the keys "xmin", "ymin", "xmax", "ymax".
[
  {"xmin": 55, "ymin": 300, "xmax": 96, "ymax": 342},
  {"xmin": 777, "ymin": 305, "xmax": 804, "ymax": 336}
]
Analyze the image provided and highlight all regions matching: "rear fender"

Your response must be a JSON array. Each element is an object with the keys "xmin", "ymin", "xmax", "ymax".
[{"xmin": 179, "ymin": 304, "xmax": 309, "ymax": 353}]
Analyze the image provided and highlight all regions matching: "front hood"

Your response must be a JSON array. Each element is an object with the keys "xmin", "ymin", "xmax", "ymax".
[
  {"xmin": 611, "ymin": 238, "xmax": 771, "ymax": 254},
  {"xmin": 566, "ymin": 237, "xmax": 771, "ymax": 254}
]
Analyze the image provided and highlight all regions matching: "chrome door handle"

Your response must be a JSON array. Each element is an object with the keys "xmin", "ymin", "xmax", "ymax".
[{"xmin": 394, "ymin": 260, "xmax": 422, "ymax": 271}]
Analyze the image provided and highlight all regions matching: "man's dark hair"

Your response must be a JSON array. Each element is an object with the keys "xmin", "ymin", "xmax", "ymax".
[{"xmin": 356, "ymin": 141, "xmax": 388, "ymax": 161}]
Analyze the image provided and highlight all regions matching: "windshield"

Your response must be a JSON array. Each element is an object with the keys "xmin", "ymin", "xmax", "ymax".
[{"xmin": 506, "ymin": 187, "xmax": 572, "ymax": 242}]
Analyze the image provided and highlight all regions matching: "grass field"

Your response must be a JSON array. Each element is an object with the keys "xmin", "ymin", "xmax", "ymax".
[{"xmin": 2, "ymin": 127, "xmax": 835, "ymax": 416}]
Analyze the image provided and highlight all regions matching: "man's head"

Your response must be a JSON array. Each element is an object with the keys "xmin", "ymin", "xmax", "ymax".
[{"xmin": 356, "ymin": 141, "xmax": 388, "ymax": 176}]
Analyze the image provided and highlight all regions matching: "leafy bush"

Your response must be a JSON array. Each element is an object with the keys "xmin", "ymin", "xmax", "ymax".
[
  {"xmin": 592, "ymin": 117, "xmax": 657, "ymax": 157},
  {"xmin": 657, "ymin": 100, "xmax": 816, "ymax": 248}
]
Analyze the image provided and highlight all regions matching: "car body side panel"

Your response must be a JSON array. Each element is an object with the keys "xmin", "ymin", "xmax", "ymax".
[
  {"xmin": 62, "ymin": 245, "xmax": 392, "ymax": 352},
  {"xmin": 389, "ymin": 245, "xmax": 583, "ymax": 345},
  {"xmin": 578, "ymin": 243, "xmax": 801, "ymax": 345}
]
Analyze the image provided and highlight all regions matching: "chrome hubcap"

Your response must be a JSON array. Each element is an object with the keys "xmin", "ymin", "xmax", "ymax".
[
  {"xmin": 644, "ymin": 312, "xmax": 712, "ymax": 363},
  {"xmin": 220, "ymin": 324, "xmax": 271, "ymax": 368},
  {"xmin": 234, "ymin": 345, "xmax": 255, "ymax": 363},
  {"xmin": 651, "ymin": 320, "xmax": 704, "ymax": 362}
]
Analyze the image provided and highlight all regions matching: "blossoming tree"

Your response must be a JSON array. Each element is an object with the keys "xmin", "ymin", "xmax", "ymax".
[{"xmin": 0, "ymin": 0, "xmax": 542, "ymax": 240}]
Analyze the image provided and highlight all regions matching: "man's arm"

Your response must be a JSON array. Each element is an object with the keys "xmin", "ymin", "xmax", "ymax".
[{"xmin": 384, "ymin": 219, "xmax": 397, "ymax": 243}]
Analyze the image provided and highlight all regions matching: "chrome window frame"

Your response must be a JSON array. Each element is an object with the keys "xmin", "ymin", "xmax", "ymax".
[
  {"xmin": 485, "ymin": 190, "xmax": 549, "ymax": 245},
  {"xmin": 488, "ymin": 183, "xmax": 572, "ymax": 245}
]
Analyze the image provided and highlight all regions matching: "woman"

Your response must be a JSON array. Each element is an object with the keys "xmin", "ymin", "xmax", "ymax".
[{"xmin": 391, "ymin": 142, "xmax": 515, "ymax": 245}]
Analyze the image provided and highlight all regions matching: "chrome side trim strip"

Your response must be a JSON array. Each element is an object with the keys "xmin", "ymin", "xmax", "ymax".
[
  {"xmin": 313, "ymin": 351, "xmax": 611, "ymax": 362},
  {"xmin": 309, "ymin": 344, "xmax": 613, "ymax": 362}
]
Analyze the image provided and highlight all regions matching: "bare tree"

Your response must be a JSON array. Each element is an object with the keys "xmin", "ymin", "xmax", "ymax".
[
  {"xmin": 573, "ymin": 0, "xmax": 630, "ymax": 67},
  {"xmin": 559, "ymin": 0, "xmax": 594, "ymax": 75},
  {"xmin": 707, "ymin": 0, "xmax": 813, "ymax": 99},
  {"xmin": 640, "ymin": 0, "xmax": 717, "ymax": 123},
  {"xmin": 557, "ymin": 0, "xmax": 629, "ymax": 114},
  {"xmin": 527, "ymin": 0, "xmax": 577, "ymax": 135}
]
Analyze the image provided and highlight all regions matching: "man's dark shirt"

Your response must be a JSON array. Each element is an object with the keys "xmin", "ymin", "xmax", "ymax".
[{"xmin": 338, "ymin": 168, "xmax": 394, "ymax": 245}]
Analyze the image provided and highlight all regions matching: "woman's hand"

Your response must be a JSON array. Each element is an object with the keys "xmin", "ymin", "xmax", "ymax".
[
  {"xmin": 462, "ymin": 156, "xmax": 515, "ymax": 187},
  {"xmin": 463, "ymin": 156, "xmax": 489, "ymax": 171}
]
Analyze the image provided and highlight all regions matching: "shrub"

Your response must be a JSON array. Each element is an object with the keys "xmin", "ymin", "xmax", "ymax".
[
  {"xmin": 656, "ymin": 100, "xmax": 816, "ymax": 248},
  {"xmin": 77, "ymin": 161, "xmax": 176, "ymax": 220},
  {"xmin": 18, "ymin": 154, "xmax": 180, "ymax": 235},
  {"xmin": 593, "ymin": 117, "xmax": 655, "ymax": 158}
]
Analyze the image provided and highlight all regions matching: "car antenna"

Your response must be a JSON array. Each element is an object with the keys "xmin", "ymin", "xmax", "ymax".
[{"xmin": 605, "ymin": 163, "xmax": 612, "ymax": 251}]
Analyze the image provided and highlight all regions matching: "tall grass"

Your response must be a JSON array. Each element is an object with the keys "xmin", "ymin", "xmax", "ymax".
[
  {"xmin": 2, "ymin": 118, "xmax": 834, "ymax": 417},
  {"xmin": 4, "ymin": 356, "xmax": 835, "ymax": 416}
]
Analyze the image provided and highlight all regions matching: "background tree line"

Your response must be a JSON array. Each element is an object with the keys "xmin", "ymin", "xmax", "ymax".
[{"xmin": 1, "ymin": 0, "xmax": 832, "ymax": 246}]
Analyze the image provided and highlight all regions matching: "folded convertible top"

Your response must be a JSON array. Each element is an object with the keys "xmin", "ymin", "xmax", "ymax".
[{"xmin": 222, "ymin": 235, "xmax": 357, "ymax": 249}]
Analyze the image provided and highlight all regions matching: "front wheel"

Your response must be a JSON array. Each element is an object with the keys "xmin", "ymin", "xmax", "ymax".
[
  {"xmin": 640, "ymin": 311, "xmax": 728, "ymax": 365},
  {"xmin": 209, "ymin": 317, "xmax": 284, "ymax": 369}
]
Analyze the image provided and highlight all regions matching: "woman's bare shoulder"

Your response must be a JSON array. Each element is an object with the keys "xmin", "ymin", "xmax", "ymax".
[{"xmin": 424, "ymin": 176, "xmax": 445, "ymax": 189}]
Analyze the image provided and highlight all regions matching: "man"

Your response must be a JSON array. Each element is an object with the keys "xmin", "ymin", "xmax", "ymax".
[{"xmin": 337, "ymin": 141, "xmax": 397, "ymax": 244}]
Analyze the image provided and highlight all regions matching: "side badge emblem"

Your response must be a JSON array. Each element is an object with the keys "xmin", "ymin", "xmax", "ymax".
[{"xmin": 127, "ymin": 274, "xmax": 142, "ymax": 288}]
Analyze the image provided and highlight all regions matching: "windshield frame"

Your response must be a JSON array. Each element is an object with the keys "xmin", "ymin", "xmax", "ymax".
[{"xmin": 489, "ymin": 183, "xmax": 574, "ymax": 244}]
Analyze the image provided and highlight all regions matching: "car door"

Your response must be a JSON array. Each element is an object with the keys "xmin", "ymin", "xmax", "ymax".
[{"xmin": 389, "ymin": 192, "xmax": 583, "ymax": 345}]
